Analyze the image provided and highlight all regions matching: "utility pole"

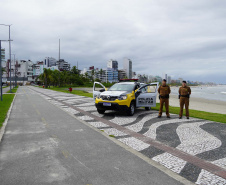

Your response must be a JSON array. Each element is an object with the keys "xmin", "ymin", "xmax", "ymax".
[
  {"xmin": 59, "ymin": 39, "xmax": 60, "ymax": 61},
  {"xmin": 0, "ymin": 40, "xmax": 2, "ymax": 101},
  {"xmin": 15, "ymin": 59, "xmax": 17, "ymax": 87},
  {"xmin": 11, "ymin": 54, "xmax": 16, "ymax": 87},
  {"xmin": 9, "ymin": 25, "xmax": 12, "ymax": 92}
]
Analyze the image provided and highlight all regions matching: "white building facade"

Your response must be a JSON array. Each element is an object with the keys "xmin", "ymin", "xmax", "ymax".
[
  {"xmin": 44, "ymin": 57, "xmax": 57, "ymax": 68},
  {"xmin": 123, "ymin": 58, "xmax": 132, "ymax": 79}
]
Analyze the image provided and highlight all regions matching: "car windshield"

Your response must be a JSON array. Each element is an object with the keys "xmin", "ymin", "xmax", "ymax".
[{"xmin": 108, "ymin": 83, "xmax": 135, "ymax": 91}]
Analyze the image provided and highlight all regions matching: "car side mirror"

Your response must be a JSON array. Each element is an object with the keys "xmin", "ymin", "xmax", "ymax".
[{"xmin": 99, "ymin": 88, "xmax": 105, "ymax": 92}]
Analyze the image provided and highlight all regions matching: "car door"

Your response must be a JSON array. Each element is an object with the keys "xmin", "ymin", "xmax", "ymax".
[
  {"xmin": 93, "ymin": 82, "xmax": 106, "ymax": 100},
  {"xmin": 136, "ymin": 82, "xmax": 159, "ymax": 107}
]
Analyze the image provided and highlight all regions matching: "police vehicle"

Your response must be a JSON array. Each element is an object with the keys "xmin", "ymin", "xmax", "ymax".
[{"xmin": 93, "ymin": 79, "xmax": 159, "ymax": 116}]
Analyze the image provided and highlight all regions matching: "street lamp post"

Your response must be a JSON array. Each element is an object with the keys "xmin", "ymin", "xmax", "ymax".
[
  {"xmin": 11, "ymin": 54, "xmax": 16, "ymax": 88},
  {"xmin": 0, "ymin": 24, "xmax": 12, "ymax": 92},
  {"xmin": 0, "ymin": 40, "xmax": 8, "ymax": 101}
]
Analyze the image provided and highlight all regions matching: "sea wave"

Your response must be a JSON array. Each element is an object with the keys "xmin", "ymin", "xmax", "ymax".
[{"xmin": 221, "ymin": 92, "xmax": 226, "ymax": 94}]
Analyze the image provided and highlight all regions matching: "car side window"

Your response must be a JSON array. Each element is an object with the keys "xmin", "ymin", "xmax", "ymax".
[
  {"xmin": 134, "ymin": 85, "xmax": 139, "ymax": 91},
  {"xmin": 141, "ymin": 87, "xmax": 147, "ymax": 93}
]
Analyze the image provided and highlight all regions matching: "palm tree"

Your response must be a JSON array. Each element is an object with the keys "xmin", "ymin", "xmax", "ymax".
[
  {"xmin": 71, "ymin": 66, "xmax": 78, "ymax": 75},
  {"xmin": 38, "ymin": 73, "xmax": 44, "ymax": 85},
  {"xmin": 43, "ymin": 68, "xmax": 52, "ymax": 88},
  {"xmin": 51, "ymin": 70, "xmax": 60, "ymax": 87},
  {"xmin": 84, "ymin": 72, "xmax": 88, "ymax": 79}
]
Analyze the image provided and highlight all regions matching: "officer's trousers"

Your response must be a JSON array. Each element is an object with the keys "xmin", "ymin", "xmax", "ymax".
[
  {"xmin": 159, "ymin": 98, "xmax": 170, "ymax": 116},
  {"xmin": 179, "ymin": 97, "xmax": 189, "ymax": 117}
]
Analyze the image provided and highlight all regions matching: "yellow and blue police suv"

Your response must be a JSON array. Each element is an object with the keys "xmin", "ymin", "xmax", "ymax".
[{"xmin": 93, "ymin": 79, "xmax": 159, "ymax": 116}]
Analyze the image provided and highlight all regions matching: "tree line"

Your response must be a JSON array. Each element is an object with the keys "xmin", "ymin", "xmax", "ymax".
[{"xmin": 37, "ymin": 66, "xmax": 114, "ymax": 88}]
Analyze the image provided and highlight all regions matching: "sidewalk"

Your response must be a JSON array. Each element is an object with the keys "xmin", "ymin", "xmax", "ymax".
[
  {"xmin": 30, "ymin": 86, "xmax": 226, "ymax": 185},
  {"xmin": 1, "ymin": 86, "xmax": 10, "ymax": 94},
  {"xmin": 0, "ymin": 86, "xmax": 183, "ymax": 185}
]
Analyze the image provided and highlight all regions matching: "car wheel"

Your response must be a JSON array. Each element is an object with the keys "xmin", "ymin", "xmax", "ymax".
[
  {"xmin": 145, "ymin": 107, "xmax": 151, "ymax": 111},
  {"xmin": 127, "ymin": 102, "xmax": 135, "ymax": 116},
  {"xmin": 97, "ymin": 109, "xmax": 105, "ymax": 114}
]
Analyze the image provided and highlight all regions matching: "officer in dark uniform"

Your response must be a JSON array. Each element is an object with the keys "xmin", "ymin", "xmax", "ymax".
[
  {"xmin": 158, "ymin": 79, "xmax": 171, "ymax": 118},
  {"xmin": 179, "ymin": 81, "xmax": 191, "ymax": 119}
]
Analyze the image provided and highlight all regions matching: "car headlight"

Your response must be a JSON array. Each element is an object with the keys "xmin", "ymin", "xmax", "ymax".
[{"xmin": 118, "ymin": 95, "xmax": 127, "ymax": 100}]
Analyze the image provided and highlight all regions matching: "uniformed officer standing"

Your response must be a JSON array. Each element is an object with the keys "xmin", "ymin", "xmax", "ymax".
[
  {"xmin": 158, "ymin": 79, "xmax": 171, "ymax": 118},
  {"xmin": 179, "ymin": 81, "xmax": 191, "ymax": 119}
]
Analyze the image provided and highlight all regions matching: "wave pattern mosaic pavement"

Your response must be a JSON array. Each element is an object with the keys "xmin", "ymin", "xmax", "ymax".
[{"xmin": 29, "ymin": 87, "xmax": 226, "ymax": 185}]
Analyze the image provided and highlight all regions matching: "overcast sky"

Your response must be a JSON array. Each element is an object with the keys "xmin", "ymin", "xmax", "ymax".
[{"xmin": 0, "ymin": 0, "xmax": 226, "ymax": 84}]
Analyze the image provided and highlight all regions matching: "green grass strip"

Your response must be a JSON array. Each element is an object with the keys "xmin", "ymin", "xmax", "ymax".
[
  {"xmin": 0, "ymin": 94, "xmax": 15, "ymax": 128},
  {"xmin": 6, "ymin": 86, "xmax": 18, "ymax": 94},
  {"xmin": 151, "ymin": 104, "xmax": 226, "ymax": 124},
  {"xmin": 42, "ymin": 86, "xmax": 226, "ymax": 124},
  {"xmin": 41, "ymin": 86, "xmax": 93, "ymax": 98}
]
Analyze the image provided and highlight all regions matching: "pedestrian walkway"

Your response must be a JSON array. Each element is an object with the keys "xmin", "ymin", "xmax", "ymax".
[
  {"xmin": 1, "ymin": 86, "xmax": 10, "ymax": 94},
  {"xmin": 30, "ymin": 86, "xmax": 226, "ymax": 185},
  {"xmin": 0, "ymin": 86, "xmax": 184, "ymax": 185}
]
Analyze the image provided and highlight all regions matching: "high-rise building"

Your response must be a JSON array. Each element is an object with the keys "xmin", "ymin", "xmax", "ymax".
[
  {"xmin": 1, "ymin": 48, "xmax": 5, "ymax": 63},
  {"xmin": 167, "ymin": 76, "xmax": 171, "ymax": 84},
  {"xmin": 162, "ymin": 73, "xmax": 167, "ymax": 81},
  {"xmin": 44, "ymin": 57, "xmax": 57, "ymax": 67},
  {"xmin": 6, "ymin": 60, "xmax": 34, "ymax": 82},
  {"xmin": 56, "ymin": 59, "xmax": 70, "ymax": 71},
  {"xmin": 123, "ymin": 58, "xmax": 132, "ymax": 79},
  {"xmin": 106, "ymin": 60, "xmax": 118, "ymax": 83},
  {"xmin": 106, "ymin": 68, "xmax": 118, "ymax": 83},
  {"xmin": 118, "ymin": 70, "xmax": 126, "ymax": 80},
  {"xmin": 107, "ymin": 59, "xmax": 118, "ymax": 70}
]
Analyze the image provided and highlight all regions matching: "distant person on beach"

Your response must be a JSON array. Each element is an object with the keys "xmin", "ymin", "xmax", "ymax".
[
  {"xmin": 179, "ymin": 81, "xmax": 191, "ymax": 119},
  {"xmin": 158, "ymin": 79, "xmax": 171, "ymax": 118}
]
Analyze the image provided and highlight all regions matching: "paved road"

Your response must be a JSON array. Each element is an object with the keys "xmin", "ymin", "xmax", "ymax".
[
  {"xmin": 28, "ymin": 86, "xmax": 226, "ymax": 185},
  {"xmin": 0, "ymin": 86, "xmax": 185, "ymax": 185}
]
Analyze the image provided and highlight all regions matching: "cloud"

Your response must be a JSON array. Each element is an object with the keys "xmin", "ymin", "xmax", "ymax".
[{"xmin": 0, "ymin": 0, "xmax": 225, "ymax": 83}]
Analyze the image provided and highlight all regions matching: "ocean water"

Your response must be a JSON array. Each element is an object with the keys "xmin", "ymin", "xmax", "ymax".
[{"xmin": 170, "ymin": 85, "xmax": 226, "ymax": 102}]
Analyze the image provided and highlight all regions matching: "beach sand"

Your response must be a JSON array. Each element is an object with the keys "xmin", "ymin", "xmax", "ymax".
[{"xmin": 157, "ymin": 95, "xmax": 226, "ymax": 114}]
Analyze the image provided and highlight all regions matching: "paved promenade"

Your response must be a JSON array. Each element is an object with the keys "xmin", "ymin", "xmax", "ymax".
[
  {"xmin": 29, "ymin": 86, "xmax": 226, "ymax": 185},
  {"xmin": 0, "ymin": 86, "xmax": 185, "ymax": 185}
]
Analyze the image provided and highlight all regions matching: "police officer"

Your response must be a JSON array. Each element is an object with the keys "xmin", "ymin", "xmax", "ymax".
[
  {"xmin": 179, "ymin": 81, "xmax": 191, "ymax": 119},
  {"xmin": 158, "ymin": 79, "xmax": 171, "ymax": 118}
]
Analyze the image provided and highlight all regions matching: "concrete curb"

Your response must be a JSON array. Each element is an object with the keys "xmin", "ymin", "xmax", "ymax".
[{"xmin": 0, "ymin": 94, "xmax": 17, "ymax": 143}]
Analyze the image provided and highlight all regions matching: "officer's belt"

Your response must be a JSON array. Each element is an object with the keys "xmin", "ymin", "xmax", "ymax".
[
  {"xmin": 180, "ymin": 95, "xmax": 189, "ymax": 97},
  {"xmin": 160, "ymin": 95, "xmax": 169, "ymax": 99}
]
